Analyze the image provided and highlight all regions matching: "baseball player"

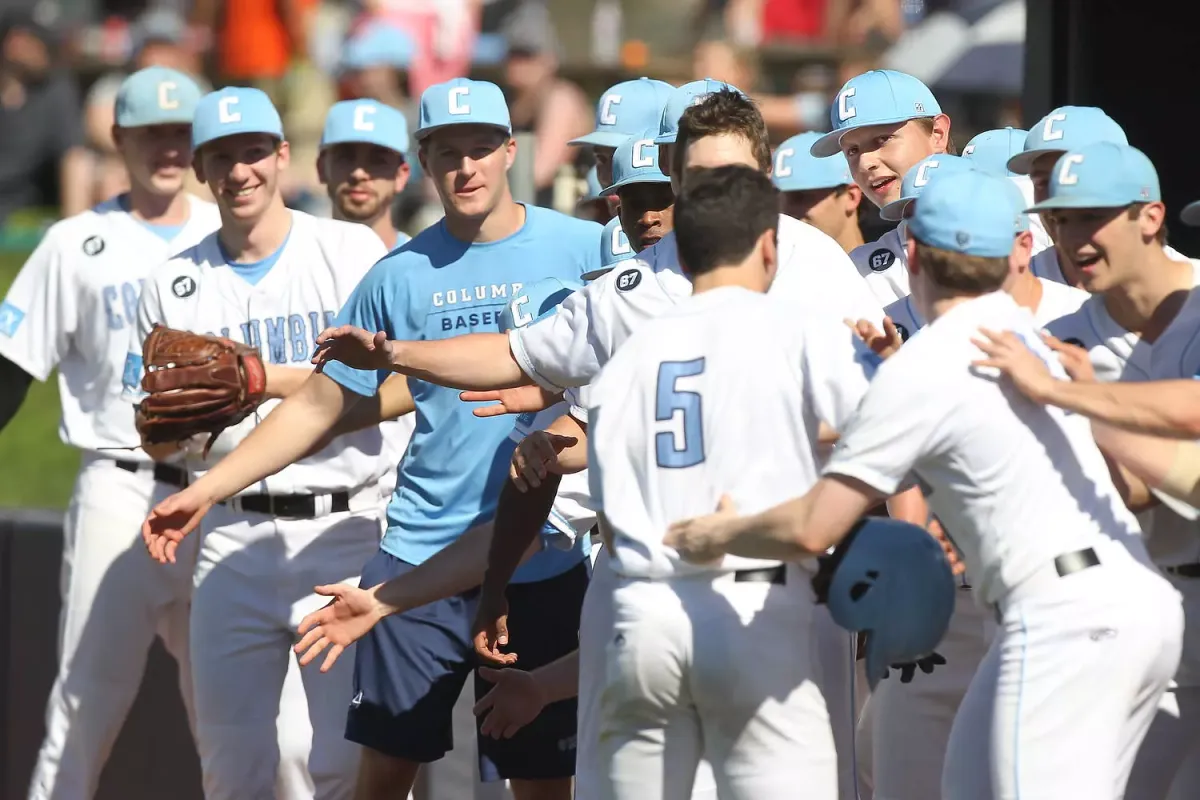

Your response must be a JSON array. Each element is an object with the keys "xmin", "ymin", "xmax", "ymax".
[
  {"xmin": 809, "ymin": 69, "xmax": 953, "ymax": 306},
  {"xmin": 126, "ymin": 87, "xmax": 394, "ymax": 800},
  {"xmin": 959, "ymin": 126, "xmax": 1054, "ymax": 256},
  {"xmin": 0, "ymin": 67, "xmax": 216, "ymax": 800},
  {"xmin": 577, "ymin": 165, "xmax": 616, "ymax": 225},
  {"xmin": 571, "ymin": 77, "xmax": 675, "ymax": 189},
  {"xmin": 142, "ymin": 78, "xmax": 602, "ymax": 800},
  {"xmin": 1007, "ymin": 141, "xmax": 1200, "ymax": 800},
  {"xmin": 318, "ymin": 99, "xmax": 413, "ymax": 251},
  {"xmin": 667, "ymin": 167, "xmax": 1185, "ymax": 800},
  {"xmin": 591, "ymin": 215, "xmax": 637, "ymax": 278},
  {"xmin": 600, "ymin": 127, "xmax": 674, "ymax": 252},
  {"xmin": 587, "ymin": 164, "xmax": 882, "ymax": 800},
  {"xmin": 772, "ymin": 131, "xmax": 865, "ymax": 253}
]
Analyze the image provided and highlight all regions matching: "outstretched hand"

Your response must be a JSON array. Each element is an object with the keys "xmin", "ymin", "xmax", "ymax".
[
  {"xmin": 459, "ymin": 386, "xmax": 562, "ymax": 418},
  {"xmin": 511, "ymin": 430, "xmax": 579, "ymax": 492},
  {"xmin": 312, "ymin": 326, "xmax": 394, "ymax": 373},
  {"xmin": 472, "ymin": 591, "xmax": 517, "ymax": 666},
  {"xmin": 972, "ymin": 328, "xmax": 1059, "ymax": 403},
  {"xmin": 473, "ymin": 666, "xmax": 548, "ymax": 739},
  {"xmin": 295, "ymin": 583, "xmax": 386, "ymax": 673},
  {"xmin": 847, "ymin": 316, "xmax": 904, "ymax": 360},
  {"xmin": 143, "ymin": 486, "xmax": 214, "ymax": 564}
]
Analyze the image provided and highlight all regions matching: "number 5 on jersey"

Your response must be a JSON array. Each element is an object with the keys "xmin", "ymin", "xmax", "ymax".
[{"xmin": 655, "ymin": 358, "xmax": 706, "ymax": 468}]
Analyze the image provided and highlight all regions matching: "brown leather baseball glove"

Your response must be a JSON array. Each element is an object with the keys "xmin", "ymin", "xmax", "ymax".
[{"xmin": 136, "ymin": 324, "xmax": 267, "ymax": 457}]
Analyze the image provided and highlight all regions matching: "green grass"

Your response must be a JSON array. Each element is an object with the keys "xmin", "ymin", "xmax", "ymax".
[{"xmin": 0, "ymin": 250, "xmax": 80, "ymax": 511}]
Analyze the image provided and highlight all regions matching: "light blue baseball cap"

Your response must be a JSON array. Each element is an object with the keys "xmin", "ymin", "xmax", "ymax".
[
  {"xmin": 1007, "ymin": 106, "xmax": 1127, "ymax": 175},
  {"xmin": 415, "ymin": 78, "xmax": 511, "ymax": 141},
  {"xmin": 961, "ymin": 127, "xmax": 1027, "ymax": 177},
  {"xmin": 320, "ymin": 99, "xmax": 409, "ymax": 156},
  {"xmin": 998, "ymin": 176, "xmax": 1032, "ymax": 234},
  {"xmin": 192, "ymin": 87, "xmax": 284, "ymax": 149},
  {"xmin": 115, "ymin": 66, "xmax": 202, "ymax": 128},
  {"xmin": 1026, "ymin": 141, "xmax": 1159, "ymax": 213},
  {"xmin": 497, "ymin": 277, "xmax": 582, "ymax": 333},
  {"xmin": 572, "ymin": 77, "xmax": 675, "ymax": 149},
  {"xmin": 880, "ymin": 154, "xmax": 973, "ymax": 221},
  {"xmin": 340, "ymin": 21, "xmax": 416, "ymax": 72},
  {"xmin": 600, "ymin": 216, "xmax": 636, "ymax": 267},
  {"xmin": 908, "ymin": 169, "xmax": 1021, "ymax": 258},
  {"xmin": 601, "ymin": 129, "xmax": 670, "ymax": 196},
  {"xmin": 810, "ymin": 70, "xmax": 941, "ymax": 158},
  {"xmin": 772, "ymin": 131, "xmax": 853, "ymax": 192},
  {"xmin": 655, "ymin": 78, "xmax": 743, "ymax": 145}
]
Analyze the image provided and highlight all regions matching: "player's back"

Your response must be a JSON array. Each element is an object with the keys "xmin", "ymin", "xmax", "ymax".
[
  {"xmin": 591, "ymin": 286, "xmax": 871, "ymax": 580},
  {"xmin": 859, "ymin": 292, "xmax": 1145, "ymax": 605}
]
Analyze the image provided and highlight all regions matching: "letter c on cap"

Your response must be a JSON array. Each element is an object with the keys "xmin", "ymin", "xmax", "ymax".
[
  {"xmin": 1057, "ymin": 154, "xmax": 1084, "ymax": 186},
  {"xmin": 353, "ymin": 105, "xmax": 377, "ymax": 132},
  {"xmin": 632, "ymin": 139, "xmax": 654, "ymax": 169},
  {"xmin": 914, "ymin": 160, "xmax": 939, "ymax": 188},
  {"xmin": 157, "ymin": 82, "xmax": 179, "ymax": 110},
  {"xmin": 600, "ymin": 94, "xmax": 621, "ymax": 126},
  {"xmin": 449, "ymin": 87, "xmax": 471, "ymax": 115},
  {"xmin": 218, "ymin": 96, "xmax": 241, "ymax": 124},
  {"xmin": 962, "ymin": 144, "xmax": 976, "ymax": 156},
  {"xmin": 1042, "ymin": 113, "xmax": 1067, "ymax": 142},
  {"xmin": 774, "ymin": 148, "xmax": 794, "ymax": 178},
  {"xmin": 837, "ymin": 87, "xmax": 857, "ymax": 122},
  {"xmin": 611, "ymin": 225, "xmax": 632, "ymax": 255}
]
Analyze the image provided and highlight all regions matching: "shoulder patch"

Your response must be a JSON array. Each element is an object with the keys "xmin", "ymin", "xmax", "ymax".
[
  {"xmin": 615, "ymin": 268, "xmax": 642, "ymax": 292},
  {"xmin": 0, "ymin": 301, "xmax": 26, "ymax": 337},
  {"xmin": 171, "ymin": 275, "xmax": 197, "ymax": 298},
  {"xmin": 82, "ymin": 235, "xmax": 105, "ymax": 256},
  {"xmin": 868, "ymin": 248, "xmax": 895, "ymax": 272}
]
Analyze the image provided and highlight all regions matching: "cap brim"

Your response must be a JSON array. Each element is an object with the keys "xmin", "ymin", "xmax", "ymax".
[
  {"xmin": 569, "ymin": 131, "xmax": 629, "ymax": 148},
  {"xmin": 809, "ymin": 114, "xmax": 935, "ymax": 158},
  {"xmin": 1181, "ymin": 201, "xmax": 1200, "ymax": 227},
  {"xmin": 1006, "ymin": 147, "xmax": 1064, "ymax": 175},
  {"xmin": 414, "ymin": 121, "xmax": 511, "ymax": 140},
  {"xmin": 320, "ymin": 137, "xmax": 408, "ymax": 155},
  {"xmin": 653, "ymin": 131, "xmax": 677, "ymax": 145},
  {"xmin": 600, "ymin": 175, "xmax": 671, "ymax": 196},
  {"xmin": 117, "ymin": 113, "xmax": 195, "ymax": 128},
  {"xmin": 879, "ymin": 197, "xmax": 913, "ymax": 222},
  {"xmin": 774, "ymin": 179, "xmax": 846, "ymax": 193},
  {"xmin": 581, "ymin": 267, "xmax": 615, "ymax": 280},
  {"xmin": 1025, "ymin": 195, "xmax": 1137, "ymax": 213}
]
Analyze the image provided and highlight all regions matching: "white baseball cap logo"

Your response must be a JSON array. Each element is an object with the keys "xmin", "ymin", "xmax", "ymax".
[
  {"xmin": 218, "ymin": 96, "xmax": 241, "ymax": 124},
  {"xmin": 1042, "ymin": 113, "xmax": 1067, "ymax": 142},
  {"xmin": 353, "ymin": 104, "xmax": 377, "ymax": 131},
  {"xmin": 631, "ymin": 139, "xmax": 654, "ymax": 169},
  {"xmin": 774, "ymin": 148, "xmax": 795, "ymax": 178},
  {"xmin": 837, "ymin": 87, "xmax": 857, "ymax": 122},
  {"xmin": 599, "ymin": 94, "xmax": 621, "ymax": 126},
  {"xmin": 157, "ymin": 82, "xmax": 178, "ymax": 110},
  {"xmin": 1057, "ymin": 154, "xmax": 1085, "ymax": 186},
  {"xmin": 610, "ymin": 225, "xmax": 632, "ymax": 255},
  {"xmin": 913, "ymin": 160, "xmax": 939, "ymax": 188},
  {"xmin": 448, "ymin": 87, "xmax": 471, "ymax": 115},
  {"xmin": 962, "ymin": 144, "xmax": 976, "ymax": 156}
]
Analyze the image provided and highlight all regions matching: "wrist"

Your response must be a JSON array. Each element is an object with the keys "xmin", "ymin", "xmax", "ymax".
[
  {"xmin": 368, "ymin": 583, "xmax": 399, "ymax": 619},
  {"xmin": 387, "ymin": 339, "xmax": 406, "ymax": 373}
]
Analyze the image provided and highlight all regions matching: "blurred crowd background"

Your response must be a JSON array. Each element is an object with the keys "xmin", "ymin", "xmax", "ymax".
[{"xmin": 0, "ymin": 0, "xmax": 1025, "ymax": 251}]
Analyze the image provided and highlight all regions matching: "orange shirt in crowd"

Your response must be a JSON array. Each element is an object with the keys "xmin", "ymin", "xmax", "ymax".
[{"xmin": 217, "ymin": 0, "xmax": 318, "ymax": 80}]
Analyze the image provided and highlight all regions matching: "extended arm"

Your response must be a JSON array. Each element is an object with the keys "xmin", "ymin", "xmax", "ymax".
[
  {"xmin": 1093, "ymin": 423, "xmax": 1200, "ymax": 508},
  {"xmin": 1034, "ymin": 379, "xmax": 1200, "ymax": 439}
]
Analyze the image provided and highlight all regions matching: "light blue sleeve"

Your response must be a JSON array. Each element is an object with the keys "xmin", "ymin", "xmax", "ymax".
[
  {"xmin": 321, "ymin": 258, "xmax": 412, "ymax": 397},
  {"xmin": 572, "ymin": 219, "xmax": 604, "ymax": 279}
]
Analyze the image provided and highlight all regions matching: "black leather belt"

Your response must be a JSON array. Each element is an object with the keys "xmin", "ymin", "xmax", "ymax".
[
  {"xmin": 734, "ymin": 565, "xmax": 786, "ymax": 585},
  {"xmin": 114, "ymin": 459, "xmax": 187, "ymax": 489},
  {"xmin": 995, "ymin": 547, "xmax": 1100, "ymax": 623},
  {"xmin": 223, "ymin": 491, "xmax": 351, "ymax": 519},
  {"xmin": 1163, "ymin": 563, "xmax": 1200, "ymax": 579}
]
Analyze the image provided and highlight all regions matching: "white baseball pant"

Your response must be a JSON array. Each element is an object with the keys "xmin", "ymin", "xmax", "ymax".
[
  {"xmin": 27, "ymin": 454, "xmax": 198, "ymax": 800},
  {"xmin": 868, "ymin": 587, "xmax": 995, "ymax": 800},
  {"xmin": 941, "ymin": 544, "xmax": 1183, "ymax": 800},
  {"xmin": 190, "ymin": 496, "xmax": 381, "ymax": 800},
  {"xmin": 599, "ymin": 564, "xmax": 836, "ymax": 800},
  {"xmin": 576, "ymin": 547, "xmax": 717, "ymax": 800},
  {"xmin": 812, "ymin": 604, "xmax": 862, "ymax": 800},
  {"xmin": 1125, "ymin": 572, "xmax": 1200, "ymax": 799}
]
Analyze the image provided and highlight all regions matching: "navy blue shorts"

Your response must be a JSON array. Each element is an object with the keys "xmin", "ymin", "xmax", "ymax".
[{"xmin": 345, "ymin": 550, "xmax": 589, "ymax": 781}]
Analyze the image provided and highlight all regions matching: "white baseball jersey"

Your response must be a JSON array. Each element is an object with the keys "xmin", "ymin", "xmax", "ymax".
[
  {"xmin": 883, "ymin": 277, "xmax": 1087, "ymax": 342},
  {"xmin": 0, "ymin": 195, "xmax": 220, "ymax": 458},
  {"xmin": 827, "ymin": 291, "xmax": 1145, "ymax": 607},
  {"xmin": 510, "ymin": 388, "xmax": 596, "ymax": 548},
  {"xmin": 1033, "ymin": 243, "xmax": 1190, "ymax": 285},
  {"xmin": 587, "ymin": 286, "xmax": 877, "ymax": 580},
  {"xmin": 849, "ymin": 226, "xmax": 909, "ymax": 306},
  {"xmin": 511, "ymin": 214, "xmax": 884, "ymax": 393},
  {"xmin": 123, "ymin": 210, "xmax": 389, "ymax": 494}
]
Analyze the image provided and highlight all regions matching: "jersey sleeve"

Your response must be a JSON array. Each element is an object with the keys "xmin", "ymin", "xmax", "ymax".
[
  {"xmin": 321, "ymin": 261, "xmax": 408, "ymax": 397},
  {"xmin": 822, "ymin": 357, "xmax": 942, "ymax": 495},
  {"xmin": 508, "ymin": 279, "xmax": 607, "ymax": 392},
  {"xmin": 121, "ymin": 269, "xmax": 168, "ymax": 403},
  {"xmin": 0, "ymin": 232, "xmax": 77, "ymax": 381},
  {"xmin": 800, "ymin": 319, "xmax": 880, "ymax": 432}
]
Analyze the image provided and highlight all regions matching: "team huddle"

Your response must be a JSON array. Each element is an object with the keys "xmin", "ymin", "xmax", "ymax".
[{"xmin": 1, "ymin": 58, "xmax": 1199, "ymax": 800}]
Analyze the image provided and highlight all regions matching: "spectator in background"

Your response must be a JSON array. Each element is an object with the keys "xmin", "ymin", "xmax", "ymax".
[
  {"xmin": 501, "ymin": 0, "xmax": 591, "ymax": 208},
  {"xmin": 189, "ymin": 0, "xmax": 313, "ymax": 106},
  {"xmin": 0, "ymin": 6, "xmax": 89, "ymax": 227},
  {"xmin": 350, "ymin": 0, "xmax": 480, "ymax": 98}
]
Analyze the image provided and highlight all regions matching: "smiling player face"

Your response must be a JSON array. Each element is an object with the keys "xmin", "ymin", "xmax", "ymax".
[
  {"xmin": 839, "ymin": 120, "xmax": 940, "ymax": 208},
  {"xmin": 1046, "ymin": 206, "xmax": 1143, "ymax": 292},
  {"xmin": 320, "ymin": 142, "xmax": 409, "ymax": 225},
  {"xmin": 195, "ymin": 133, "xmax": 288, "ymax": 222},
  {"xmin": 421, "ymin": 125, "xmax": 516, "ymax": 221},
  {"xmin": 116, "ymin": 123, "xmax": 194, "ymax": 197}
]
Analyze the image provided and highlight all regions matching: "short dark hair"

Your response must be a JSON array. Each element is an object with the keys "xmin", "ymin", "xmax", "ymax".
[
  {"xmin": 674, "ymin": 165, "xmax": 778, "ymax": 276},
  {"xmin": 912, "ymin": 239, "xmax": 1007, "ymax": 294},
  {"xmin": 672, "ymin": 90, "xmax": 772, "ymax": 177}
]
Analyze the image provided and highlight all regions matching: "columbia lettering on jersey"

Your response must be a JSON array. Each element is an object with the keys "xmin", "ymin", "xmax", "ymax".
[
  {"xmin": 321, "ymin": 205, "xmax": 603, "ymax": 565},
  {"xmin": 0, "ymin": 195, "xmax": 220, "ymax": 457},
  {"xmin": 124, "ymin": 210, "xmax": 390, "ymax": 494},
  {"xmin": 510, "ymin": 214, "xmax": 883, "ymax": 392}
]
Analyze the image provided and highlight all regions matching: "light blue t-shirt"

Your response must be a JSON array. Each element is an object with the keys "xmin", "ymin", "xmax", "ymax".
[{"xmin": 323, "ymin": 204, "xmax": 602, "ymax": 569}]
